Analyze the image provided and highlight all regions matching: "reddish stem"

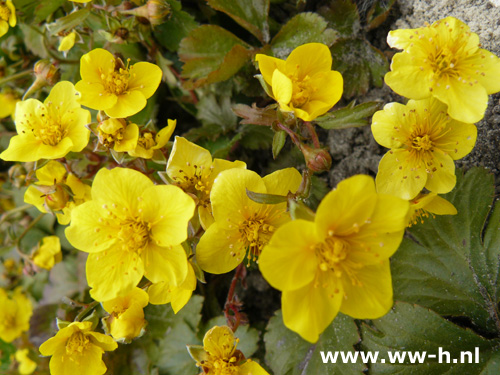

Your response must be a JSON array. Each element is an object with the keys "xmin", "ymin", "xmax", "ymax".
[
  {"xmin": 303, "ymin": 121, "xmax": 320, "ymax": 148},
  {"xmin": 224, "ymin": 263, "xmax": 247, "ymax": 332}
]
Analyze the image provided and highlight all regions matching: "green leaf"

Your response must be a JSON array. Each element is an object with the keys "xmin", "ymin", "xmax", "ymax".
[
  {"xmin": 271, "ymin": 12, "xmax": 338, "ymax": 58},
  {"xmin": 0, "ymin": 339, "xmax": 15, "ymax": 372},
  {"xmin": 179, "ymin": 25, "xmax": 252, "ymax": 88},
  {"xmin": 366, "ymin": 0, "xmax": 397, "ymax": 30},
  {"xmin": 46, "ymin": 8, "xmax": 91, "ymax": 35},
  {"xmin": 272, "ymin": 129, "xmax": 286, "ymax": 159},
  {"xmin": 246, "ymin": 188, "xmax": 288, "ymax": 204},
  {"xmin": 239, "ymin": 123, "xmax": 274, "ymax": 150},
  {"xmin": 233, "ymin": 103, "xmax": 277, "ymax": 127},
  {"xmin": 197, "ymin": 94, "xmax": 237, "ymax": 131},
  {"xmin": 315, "ymin": 101, "xmax": 382, "ymax": 129},
  {"xmin": 19, "ymin": 25, "xmax": 49, "ymax": 58},
  {"xmin": 391, "ymin": 168, "xmax": 500, "ymax": 334},
  {"xmin": 318, "ymin": 0, "xmax": 361, "ymax": 38},
  {"xmin": 145, "ymin": 295, "xmax": 204, "ymax": 374},
  {"xmin": 34, "ymin": 0, "xmax": 65, "ymax": 23},
  {"xmin": 329, "ymin": 38, "xmax": 388, "ymax": 98},
  {"xmin": 264, "ymin": 310, "xmax": 364, "ymax": 374},
  {"xmin": 206, "ymin": 0, "xmax": 270, "ymax": 43},
  {"xmin": 155, "ymin": 1, "xmax": 198, "ymax": 51},
  {"xmin": 362, "ymin": 302, "xmax": 500, "ymax": 374}
]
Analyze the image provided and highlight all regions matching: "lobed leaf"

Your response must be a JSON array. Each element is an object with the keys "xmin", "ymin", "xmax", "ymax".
[{"xmin": 315, "ymin": 101, "xmax": 382, "ymax": 129}]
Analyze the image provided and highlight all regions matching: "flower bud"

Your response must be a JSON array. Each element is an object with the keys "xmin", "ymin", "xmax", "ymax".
[
  {"xmin": 43, "ymin": 185, "xmax": 69, "ymax": 212},
  {"xmin": 301, "ymin": 144, "xmax": 332, "ymax": 173},
  {"xmin": 121, "ymin": 0, "xmax": 170, "ymax": 26},
  {"xmin": 23, "ymin": 60, "xmax": 60, "ymax": 99}
]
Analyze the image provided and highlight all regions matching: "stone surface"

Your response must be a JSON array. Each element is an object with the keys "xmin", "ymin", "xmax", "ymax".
[{"xmin": 328, "ymin": 0, "xmax": 500, "ymax": 189}]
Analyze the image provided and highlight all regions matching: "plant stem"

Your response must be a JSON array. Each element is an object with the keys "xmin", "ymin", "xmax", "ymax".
[
  {"xmin": 75, "ymin": 300, "xmax": 100, "ymax": 322},
  {"xmin": 304, "ymin": 121, "xmax": 320, "ymax": 148},
  {"xmin": 0, "ymin": 70, "xmax": 32, "ymax": 86},
  {"xmin": 15, "ymin": 213, "xmax": 45, "ymax": 260},
  {"xmin": 224, "ymin": 263, "xmax": 246, "ymax": 332}
]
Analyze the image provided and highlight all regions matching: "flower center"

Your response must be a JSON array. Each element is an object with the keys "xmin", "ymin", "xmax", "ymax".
[
  {"xmin": 137, "ymin": 132, "xmax": 156, "ymax": 150},
  {"xmin": 429, "ymin": 47, "xmax": 459, "ymax": 77},
  {"xmin": 0, "ymin": 4, "xmax": 10, "ymax": 21},
  {"xmin": 102, "ymin": 68, "xmax": 130, "ymax": 96},
  {"xmin": 118, "ymin": 218, "xmax": 151, "ymax": 253},
  {"xmin": 290, "ymin": 74, "xmax": 313, "ymax": 108},
  {"xmin": 98, "ymin": 126, "xmax": 125, "ymax": 148},
  {"xmin": 66, "ymin": 331, "xmax": 90, "ymax": 356},
  {"xmin": 411, "ymin": 134, "xmax": 433, "ymax": 151},
  {"xmin": 201, "ymin": 358, "xmax": 239, "ymax": 375},
  {"xmin": 316, "ymin": 237, "xmax": 349, "ymax": 274},
  {"xmin": 238, "ymin": 216, "xmax": 274, "ymax": 262},
  {"xmin": 173, "ymin": 163, "xmax": 213, "ymax": 207},
  {"xmin": 30, "ymin": 111, "xmax": 66, "ymax": 146},
  {"xmin": 1, "ymin": 313, "xmax": 16, "ymax": 331}
]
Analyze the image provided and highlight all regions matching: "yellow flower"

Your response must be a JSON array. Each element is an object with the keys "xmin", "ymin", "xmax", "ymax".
[
  {"xmin": 32, "ymin": 236, "xmax": 62, "ymax": 270},
  {"xmin": 188, "ymin": 325, "xmax": 269, "ymax": 375},
  {"xmin": 65, "ymin": 167, "xmax": 195, "ymax": 301},
  {"xmin": 407, "ymin": 192, "xmax": 457, "ymax": 226},
  {"xmin": 385, "ymin": 17, "xmax": 500, "ymax": 123},
  {"xmin": 372, "ymin": 97, "xmax": 477, "ymax": 200},
  {"xmin": 75, "ymin": 48, "xmax": 163, "ymax": 118},
  {"xmin": 24, "ymin": 160, "xmax": 91, "ymax": 225},
  {"xmin": 0, "ymin": 91, "xmax": 18, "ymax": 118},
  {"xmin": 102, "ymin": 287, "xmax": 148, "ymax": 342},
  {"xmin": 129, "ymin": 119, "xmax": 176, "ymax": 159},
  {"xmin": 0, "ymin": 81, "xmax": 91, "ymax": 162},
  {"xmin": 259, "ymin": 175, "xmax": 409, "ymax": 343},
  {"xmin": 58, "ymin": 31, "xmax": 76, "ymax": 52},
  {"xmin": 255, "ymin": 43, "xmax": 343, "ymax": 121},
  {"xmin": 39, "ymin": 321, "xmax": 117, "ymax": 375},
  {"xmin": 148, "ymin": 261, "xmax": 196, "ymax": 313},
  {"xmin": 196, "ymin": 168, "xmax": 301, "ymax": 274},
  {"xmin": 15, "ymin": 349, "xmax": 37, "ymax": 375},
  {"xmin": 0, "ymin": 287, "xmax": 32, "ymax": 343},
  {"xmin": 0, "ymin": 0, "xmax": 16, "ymax": 38},
  {"xmin": 166, "ymin": 136, "xmax": 246, "ymax": 229},
  {"xmin": 97, "ymin": 118, "xmax": 139, "ymax": 152}
]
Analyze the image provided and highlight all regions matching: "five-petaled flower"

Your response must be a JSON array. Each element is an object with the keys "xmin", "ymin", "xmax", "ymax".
[
  {"xmin": 372, "ymin": 97, "xmax": 477, "ymax": 200},
  {"xmin": 97, "ymin": 118, "xmax": 139, "ymax": 153},
  {"xmin": 24, "ymin": 160, "xmax": 91, "ymax": 225},
  {"xmin": 187, "ymin": 325, "xmax": 269, "ymax": 375},
  {"xmin": 0, "ymin": 0, "xmax": 16, "ymax": 38},
  {"xmin": 0, "ymin": 287, "xmax": 32, "ymax": 343},
  {"xmin": 385, "ymin": 16, "xmax": 500, "ymax": 123},
  {"xmin": 129, "ymin": 119, "xmax": 176, "ymax": 159},
  {"xmin": 32, "ymin": 236, "xmax": 63, "ymax": 270},
  {"xmin": 166, "ymin": 136, "xmax": 246, "ymax": 229},
  {"xmin": 196, "ymin": 168, "xmax": 301, "ymax": 274},
  {"xmin": 75, "ymin": 48, "xmax": 162, "ymax": 118},
  {"xmin": 255, "ymin": 43, "xmax": 343, "ymax": 121},
  {"xmin": 0, "ymin": 81, "xmax": 91, "ymax": 162},
  {"xmin": 65, "ymin": 167, "xmax": 195, "ymax": 301},
  {"xmin": 39, "ymin": 321, "xmax": 117, "ymax": 375},
  {"xmin": 259, "ymin": 175, "xmax": 409, "ymax": 343}
]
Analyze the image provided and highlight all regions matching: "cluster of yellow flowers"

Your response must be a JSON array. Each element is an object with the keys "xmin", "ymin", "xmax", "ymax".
[{"xmin": 373, "ymin": 16, "xmax": 500, "ymax": 224}]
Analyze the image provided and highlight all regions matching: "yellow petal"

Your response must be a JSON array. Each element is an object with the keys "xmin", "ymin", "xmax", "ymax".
[
  {"xmin": 167, "ymin": 136, "xmax": 214, "ymax": 183},
  {"xmin": 105, "ymin": 90, "xmax": 147, "ymax": 118},
  {"xmin": 423, "ymin": 149, "xmax": 456, "ymax": 194},
  {"xmin": 255, "ymin": 53, "xmax": 286, "ymax": 85},
  {"xmin": 239, "ymin": 360, "xmax": 270, "ymax": 375},
  {"xmin": 316, "ymin": 175, "xmax": 378, "ymax": 238},
  {"xmin": 6, "ymin": 0, "xmax": 16, "ymax": 27},
  {"xmin": 282, "ymin": 271, "xmax": 342, "ymax": 343},
  {"xmin": 153, "ymin": 119, "xmax": 176, "ymax": 150},
  {"xmin": 58, "ymin": 32, "xmax": 76, "ymax": 52},
  {"xmin": 339, "ymin": 260, "xmax": 393, "ymax": 319},
  {"xmin": 87, "ymin": 248, "xmax": 144, "ymax": 301},
  {"xmin": 86, "ymin": 331, "xmax": 119, "ymax": 351},
  {"xmin": 259, "ymin": 220, "xmax": 318, "ymax": 291},
  {"xmin": 387, "ymin": 28, "xmax": 419, "ymax": 50},
  {"xmin": 141, "ymin": 184, "xmax": 195, "ymax": 247},
  {"xmin": 50, "ymin": 344, "xmax": 107, "ymax": 375},
  {"xmin": 79, "ymin": 48, "xmax": 115, "ymax": 84},
  {"xmin": 128, "ymin": 62, "xmax": 163, "ymax": 99},
  {"xmin": 142, "ymin": 243, "xmax": 188, "ymax": 285},
  {"xmin": 196, "ymin": 223, "xmax": 243, "ymax": 274},
  {"xmin": 371, "ymin": 102, "xmax": 408, "ymax": 149},
  {"xmin": 423, "ymin": 195, "xmax": 457, "ymax": 215},
  {"xmin": 35, "ymin": 160, "xmax": 67, "ymax": 184},
  {"xmin": 64, "ymin": 108, "xmax": 91, "ymax": 152},
  {"xmin": 375, "ymin": 149, "xmax": 426, "ymax": 200},
  {"xmin": 433, "ymin": 121, "xmax": 477, "ymax": 160},
  {"xmin": 114, "ymin": 123, "xmax": 139, "ymax": 152},
  {"xmin": 285, "ymin": 43, "xmax": 332, "ymax": 80},
  {"xmin": 271, "ymin": 69, "xmax": 293, "ymax": 106},
  {"xmin": 465, "ymin": 49, "xmax": 500, "ymax": 95},
  {"xmin": 24, "ymin": 186, "xmax": 46, "ymax": 213},
  {"xmin": 262, "ymin": 167, "xmax": 301, "ymax": 196},
  {"xmin": 75, "ymin": 81, "xmax": 117, "ymax": 111}
]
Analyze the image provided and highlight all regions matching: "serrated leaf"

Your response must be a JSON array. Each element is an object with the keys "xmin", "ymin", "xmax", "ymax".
[
  {"xmin": 272, "ymin": 129, "xmax": 286, "ymax": 159},
  {"xmin": 366, "ymin": 0, "xmax": 397, "ymax": 30},
  {"xmin": 206, "ymin": 0, "xmax": 270, "ymax": 43},
  {"xmin": 46, "ymin": 8, "xmax": 91, "ymax": 35},
  {"xmin": 318, "ymin": 0, "xmax": 361, "ymax": 38},
  {"xmin": 391, "ymin": 168, "xmax": 500, "ymax": 334},
  {"xmin": 362, "ymin": 302, "xmax": 500, "ymax": 374},
  {"xmin": 264, "ymin": 310, "xmax": 364, "ymax": 374},
  {"xmin": 315, "ymin": 101, "xmax": 382, "ymax": 129},
  {"xmin": 155, "ymin": 2, "xmax": 198, "ymax": 51},
  {"xmin": 329, "ymin": 38, "xmax": 388, "ymax": 98},
  {"xmin": 179, "ymin": 25, "xmax": 252, "ymax": 88},
  {"xmin": 233, "ymin": 103, "xmax": 277, "ymax": 127},
  {"xmin": 271, "ymin": 12, "xmax": 338, "ymax": 58},
  {"xmin": 239, "ymin": 123, "xmax": 274, "ymax": 150},
  {"xmin": 197, "ymin": 94, "xmax": 237, "ymax": 131},
  {"xmin": 146, "ymin": 295, "xmax": 204, "ymax": 374}
]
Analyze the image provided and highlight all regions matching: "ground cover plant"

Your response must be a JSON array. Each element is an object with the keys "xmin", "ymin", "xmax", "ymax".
[{"xmin": 1, "ymin": 0, "xmax": 500, "ymax": 374}]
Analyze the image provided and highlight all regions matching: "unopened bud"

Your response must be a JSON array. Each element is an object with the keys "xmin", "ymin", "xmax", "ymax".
[
  {"xmin": 23, "ymin": 60, "xmax": 60, "ymax": 99},
  {"xmin": 122, "ymin": 0, "xmax": 170, "ymax": 26},
  {"xmin": 43, "ymin": 185, "xmax": 69, "ymax": 212},
  {"xmin": 301, "ymin": 144, "xmax": 332, "ymax": 173}
]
